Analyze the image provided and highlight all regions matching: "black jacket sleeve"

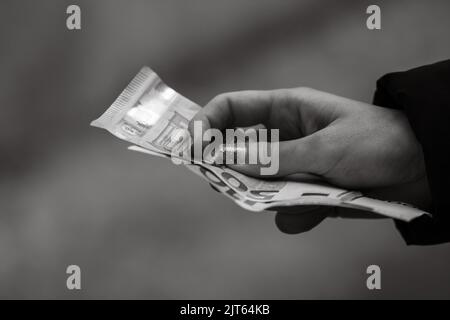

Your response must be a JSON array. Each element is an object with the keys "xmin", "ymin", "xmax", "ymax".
[{"xmin": 373, "ymin": 60, "xmax": 450, "ymax": 245}]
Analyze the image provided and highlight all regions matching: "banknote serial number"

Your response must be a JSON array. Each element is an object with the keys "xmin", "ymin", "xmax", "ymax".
[{"xmin": 180, "ymin": 304, "xmax": 270, "ymax": 317}]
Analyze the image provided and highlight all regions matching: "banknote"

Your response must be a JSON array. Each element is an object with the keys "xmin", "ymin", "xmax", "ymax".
[
  {"xmin": 91, "ymin": 66, "xmax": 199, "ymax": 157},
  {"xmin": 92, "ymin": 66, "xmax": 429, "ymax": 222},
  {"xmin": 128, "ymin": 145, "xmax": 427, "ymax": 221}
]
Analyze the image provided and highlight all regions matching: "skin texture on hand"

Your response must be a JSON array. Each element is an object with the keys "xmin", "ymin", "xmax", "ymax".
[{"xmin": 190, "ymin": 87, "xmax": 431, "ymax": 234}]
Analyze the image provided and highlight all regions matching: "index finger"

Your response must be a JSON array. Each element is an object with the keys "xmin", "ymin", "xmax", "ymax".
[{"xmin": 188, "ymin": 90, "xmax": 279, "ymax": 136}]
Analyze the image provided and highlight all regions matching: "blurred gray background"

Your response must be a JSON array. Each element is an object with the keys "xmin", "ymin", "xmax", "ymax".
[{"xmin": 1, "ymin": 0, "xmax": 450, "ymax": 299}]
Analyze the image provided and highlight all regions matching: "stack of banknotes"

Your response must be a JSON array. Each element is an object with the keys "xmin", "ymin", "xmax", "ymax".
[{"xmin": 91, "ymin": 66, "xmax": 428, "ymax": 222}]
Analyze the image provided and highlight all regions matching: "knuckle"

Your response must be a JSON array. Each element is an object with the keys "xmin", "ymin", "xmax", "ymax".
[{"xmin": 209, "ymin": 92, "xmax": 232, "ymax": 107}]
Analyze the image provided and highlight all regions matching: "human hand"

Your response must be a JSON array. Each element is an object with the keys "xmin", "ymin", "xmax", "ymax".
[{"xmin": 191, "ymin": 87, "xmax": 430, "ymax": 233}]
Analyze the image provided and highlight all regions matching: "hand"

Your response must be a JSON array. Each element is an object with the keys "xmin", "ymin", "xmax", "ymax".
[{"xmin": 191, "ymin": 88, "xmax": 431, "ymax": 234}]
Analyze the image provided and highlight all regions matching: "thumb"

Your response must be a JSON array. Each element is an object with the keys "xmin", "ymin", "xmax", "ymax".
[{"xmin": 225, "ymin": 133, "xmax": 324, "ymax": 177}]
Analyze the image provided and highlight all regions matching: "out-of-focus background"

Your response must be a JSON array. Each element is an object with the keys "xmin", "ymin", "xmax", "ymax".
[{"xmin": 1, "ymin": 0, "xmax": 450, "ymax": 299}]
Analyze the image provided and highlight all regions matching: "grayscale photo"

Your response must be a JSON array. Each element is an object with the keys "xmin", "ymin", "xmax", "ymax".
[{"xmin": 1, "ymin": 0, "xmax": 450, "ymax": 305}]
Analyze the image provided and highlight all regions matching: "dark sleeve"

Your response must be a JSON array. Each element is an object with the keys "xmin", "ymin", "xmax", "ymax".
[{"xmin": 373, "ymin": 60, "xmax": 450, "ymax": 245}]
